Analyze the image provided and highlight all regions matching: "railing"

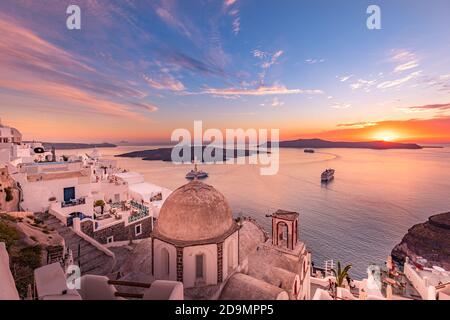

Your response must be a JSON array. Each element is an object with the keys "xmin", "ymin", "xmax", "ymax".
[
  {"xmin": 128, "ymin": 200, "xmax": 150, "ymax": 223},
  {"xmin": 128, "ymin": 210, "xmax": 149, "ymax": 224},
  {"xmin": 61, "ymin": 197, "xmax": 86, "ymax": 208},
  {"xmin": 110, "ymin": 202, "xmax": 123, "ymax": 209},
  {"xmin": 130, "ymin": 200, "xmax": 148, "ymax": 212}
]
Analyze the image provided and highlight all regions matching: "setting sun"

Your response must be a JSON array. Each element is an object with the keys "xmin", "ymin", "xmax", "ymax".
[{"xmin": 373, "ymin": 131, "xmax": 400, "ymax": 142}]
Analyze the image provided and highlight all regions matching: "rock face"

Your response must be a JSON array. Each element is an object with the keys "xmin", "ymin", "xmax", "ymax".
[{"xmin": 392, "ymin": 212, "xmax": 450, "ymax": 270}]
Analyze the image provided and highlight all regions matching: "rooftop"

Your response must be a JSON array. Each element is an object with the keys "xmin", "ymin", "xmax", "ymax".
[{"xmin": 27, "ymin": 171, "xmax": 87, "ymax": 182}]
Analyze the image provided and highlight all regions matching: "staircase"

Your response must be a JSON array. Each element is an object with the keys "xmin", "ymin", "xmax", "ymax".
[{"xmin": 36, "ymin": 212, "xmax": 114, "ymax": 276}]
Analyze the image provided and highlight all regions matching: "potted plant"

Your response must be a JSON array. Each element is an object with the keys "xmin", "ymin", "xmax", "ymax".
[
  {"xmin": 331, "ymin": 261, "xmax": 352, "ymax": 288},
  {"xmin": 94, "ymin": 199, "xmax": 106, "ymax": 215}
]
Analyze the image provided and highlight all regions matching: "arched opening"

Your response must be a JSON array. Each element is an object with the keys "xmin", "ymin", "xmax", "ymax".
[
  {"xmin": 276, "ymin": 221, "xmax": 289, "ymax": 248},
  {"xmin": 227, "ymin": 241, "xmax": 234, "ymax": 274},
  {"xmin": 195, "ymin": 253, "xmax": 205, "ymax": 282},
  {"xmin": 161, "ymin": 248, "xmax": 170, "ymax": 279},
  {"xmin": 293, "ymin": 279, "xmax": 299, "ymax": 296}
]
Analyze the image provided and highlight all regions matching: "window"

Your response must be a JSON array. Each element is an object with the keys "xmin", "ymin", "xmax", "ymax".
[
  {"xmin": 63, "ymin": 187, "xmax": 76, "ymax": 203},
  {"xmin": 135, "ymin": 224, "xmax": 142, "ymax": 236},
  {"xmin": 107, "ymin": 236, "xmax": 114, "ymax": 244},
  {"xmin": 195, "ymin": 254, "xmax": 204, "ymax": 279}
]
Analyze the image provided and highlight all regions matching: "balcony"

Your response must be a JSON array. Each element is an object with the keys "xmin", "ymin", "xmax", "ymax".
[
  {"xmin": 128, "ymin": 210, "xmax": 149, "ymax": 224},
  {"xmin": 61, "ymin": 197, "xmax": 86, "ymax": 208},
  {"xmin": 128, "ymin": 200, "xmax": 150, "ymax": 223}
]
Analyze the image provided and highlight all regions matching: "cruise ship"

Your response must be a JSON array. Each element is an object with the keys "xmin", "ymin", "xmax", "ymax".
[
  {"xmin": 185, "ymin": 164, "xmax": 208, "ymax": 180},
  {"xmin": 321, "ymin": 169, "xmax": 335, "ymax": 182}
]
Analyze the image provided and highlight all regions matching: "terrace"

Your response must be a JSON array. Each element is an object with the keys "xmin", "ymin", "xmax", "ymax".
[{"xmin": 92, "ymin": 200, "xmax": 152, "ymax": 231}]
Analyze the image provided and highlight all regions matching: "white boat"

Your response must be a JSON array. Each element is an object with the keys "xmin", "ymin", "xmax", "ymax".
[
  {"xmin": 321, "ymin": 169, "xmax": 335, "ymax": 182},
  {"xmin": 186, "ymin": 164, "xmax": 208, "ymax": 180}
]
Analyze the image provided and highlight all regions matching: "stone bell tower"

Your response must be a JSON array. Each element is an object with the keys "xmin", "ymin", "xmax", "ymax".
[{"xmin": 270, "ymin": 210, "xmax": 299, "ymax": 251}]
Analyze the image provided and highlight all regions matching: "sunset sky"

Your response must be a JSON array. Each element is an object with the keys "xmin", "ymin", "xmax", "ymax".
[{"xmin": 1, "ymin": 0, "xmax": 450, "ymax": 143}]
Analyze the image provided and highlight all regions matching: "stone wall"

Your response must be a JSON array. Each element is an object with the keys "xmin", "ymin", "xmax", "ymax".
[
  {"xmin": 80, "ymin": 217, "xmax": 152, "ymax": 244},
  {"xmin": 80, "ymin": 219, "xmax": 94, "ymax": 237}
]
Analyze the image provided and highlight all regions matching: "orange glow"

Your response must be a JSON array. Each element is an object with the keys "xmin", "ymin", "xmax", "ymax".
[
  {"xmin": 372, "ymin": 131, "xmax": 400, "ymax": 142},
  {"xmin": 297, "ymin": 117, "xmax": 450, "ymax": 144}
]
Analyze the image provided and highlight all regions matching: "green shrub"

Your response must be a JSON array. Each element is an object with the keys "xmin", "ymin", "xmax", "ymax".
[
  {"xmin": 0, "ymin": 221, "xmax": 20, "ymax": 250},
  {"xmin": 11, "ymin": 245, "xmax": 43, "ymax": 299},
  {"xmin": 18, "ymin": 246, "xmax": 42, "ymax": 270}
]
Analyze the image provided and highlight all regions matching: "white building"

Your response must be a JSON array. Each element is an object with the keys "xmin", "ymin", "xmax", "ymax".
[
  {"xmin": 122, "ymin": 179, "xmax": 311, "ymax": 300},
  {"xmin": 1, "ymin": 121, "xmax": 171, "ymax": 245}
]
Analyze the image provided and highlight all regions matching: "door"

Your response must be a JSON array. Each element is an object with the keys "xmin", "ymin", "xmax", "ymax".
[{"xmin": 63, "ymin": 187, "xmax": 76, "ymax": 202}]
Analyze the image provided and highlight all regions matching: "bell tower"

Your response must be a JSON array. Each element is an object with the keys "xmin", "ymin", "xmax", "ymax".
[{"xmin": 270, "ymin": 210, "xmax": 299, "ymax": 250}]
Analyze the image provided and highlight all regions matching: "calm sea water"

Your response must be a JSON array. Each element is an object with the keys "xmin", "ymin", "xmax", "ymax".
[{"xmin": 61, "ymin": 145, "xmax": 450, "ymax": 278}]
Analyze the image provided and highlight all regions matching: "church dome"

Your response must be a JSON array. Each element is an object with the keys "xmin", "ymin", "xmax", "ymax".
[{"xmin": 155, "ymin": 180, "xmax": 235, "ymax": 242}]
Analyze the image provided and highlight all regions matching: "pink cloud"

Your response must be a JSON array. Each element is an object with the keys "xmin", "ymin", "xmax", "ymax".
[{"xmin": 198, "ymin": 85, "xmax": 323, "ymax": 96}]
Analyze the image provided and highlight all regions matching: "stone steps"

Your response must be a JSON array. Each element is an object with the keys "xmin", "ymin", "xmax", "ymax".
[{"xmin": 35, "ymin": 212, "xmax": 114, "ymax": 276}]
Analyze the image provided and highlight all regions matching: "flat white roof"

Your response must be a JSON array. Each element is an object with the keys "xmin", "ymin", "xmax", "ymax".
[
  {"xmin": 129, "ymin": 182, "xmax": 163, "ymax": 196},
  {"xmin": 114, "ymin": 171, "xmax": 145, "ymax": 184}
]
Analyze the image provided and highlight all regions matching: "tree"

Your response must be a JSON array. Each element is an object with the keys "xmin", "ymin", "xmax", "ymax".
[
  {"xmin": 94, "ymin": 200, "xmax": 105, "ymax": 215},
  {"xmin": 331, "ymin": 261, "xmax": 352, "ymax": 288}
]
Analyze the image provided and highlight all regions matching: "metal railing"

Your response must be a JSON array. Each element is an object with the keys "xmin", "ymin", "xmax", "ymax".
[{"xmin": 61, "ymin": 197, "xmax": 86, "ymax": 208}]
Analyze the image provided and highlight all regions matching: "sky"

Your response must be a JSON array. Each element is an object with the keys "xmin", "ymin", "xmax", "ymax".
[{"xmin": 0, "ymin": 0, "xmax": 450, "ymax": 143}]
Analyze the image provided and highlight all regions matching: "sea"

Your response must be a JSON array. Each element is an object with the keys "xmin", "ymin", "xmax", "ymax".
[{"xmin": 59, "ymin": 145, "xmax": 450, "ymax": 278}]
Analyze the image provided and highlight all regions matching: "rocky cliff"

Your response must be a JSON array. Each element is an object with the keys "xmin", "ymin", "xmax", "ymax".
[{"xmin": 392, "ymin": 212, "xmax": 450, "ymax": 270}]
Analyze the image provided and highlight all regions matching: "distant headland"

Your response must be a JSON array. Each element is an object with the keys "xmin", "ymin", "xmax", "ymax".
[
  {"xmin": 40, "ymin": 142, "xmax": 117, "ymax": 150},
  {"xmin": 116, "ymin": 146, "xmax": 266, "ymax": 162},
  {"xmin": 268, "ymin": 138, "xmax": 424, "ymax": 150}
]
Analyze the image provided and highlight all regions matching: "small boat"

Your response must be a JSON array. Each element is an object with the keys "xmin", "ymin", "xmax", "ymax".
[
  {"xmin": 186, "ymin": 164, "xmax": 208, "ymax": 180},
  {"xmin": 304, "ymin": 149, "xmax": 315, "ymax": 153},
  {"xmin": 321, "ymin": 169, "xmax": 335, "ymax": 182}
]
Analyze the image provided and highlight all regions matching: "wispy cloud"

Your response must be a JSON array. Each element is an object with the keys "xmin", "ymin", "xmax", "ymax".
[
  {"xmin": 406, "ymin": 102, "xmax": 450, "ymax": 112},
  {"xmin": 337, "ymin": 122, "xmax": 377, "ymax": 128},
  {"xmin": 337, "ymin": 75, "xmax": 353, "ymax": 82},
  {"xmin": 394, "ymin": 60, "xmax": 419, "ymax": 73},
  {"xmin": 377, "ymin": 71, "xmax": 421, "ymax": 89},
  {"xmin": 154, "ymin": 1, "xmax": 193, "ymax": 38},
  {"xmin": 224, "ymin": 0, "xmax": 237, "ymax": 7},
  {"xmin": 305, "ymin": 59, "xmax": 325, "ymax": 64},
  {"xmin": 389, "ymin": 49, "xmax": 420, "ymax": 73},
  {"xmin": 252, "ymin": 49, "xmax": 284, "ymax": 84},
  {"xmin": 232, "ymin": 17, "xmax": 241, "ymax": 35},
  {"xmin": 196, "ymin": 85, "xmax": 323, "ymax": 96},
  {"xmin": 164, "ymin": 51, "xmax": 226, "ymax": 77},
  {"xmin": 143, "ymin": 74, "xmax": 185, "ymax": 91},
  {"xmin": 331, "ymin": 103, "xmax": 351, "ymax": 109},
  {"xmin": 350, "ymin": 79, "xmax": 377, "ymax": 91},
  {"xmin": 261, "ymin": 97, "xmax": 285, "ymax": 107},
  {"xmin": 223, "ymin": 0, "xmax": 241, "ymax": 35},
  {"xmin": 392, "ymin": 50, "xmax": 416, "ymax": 60},
  {"xmin": 0, "ymin": 14, "xmax": 156, "ymax": 120}
]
